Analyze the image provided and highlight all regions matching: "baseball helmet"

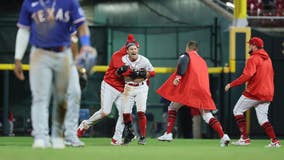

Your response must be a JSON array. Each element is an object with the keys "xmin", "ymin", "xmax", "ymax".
[{"xmin": 248, "ymin": 37, "xmax": 264, "ymax": 48}]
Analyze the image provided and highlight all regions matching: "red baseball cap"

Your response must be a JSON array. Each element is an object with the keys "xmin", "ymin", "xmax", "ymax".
[{"xmin": 248, "ymin": 37, "xmax": 264, "ymax": 48}]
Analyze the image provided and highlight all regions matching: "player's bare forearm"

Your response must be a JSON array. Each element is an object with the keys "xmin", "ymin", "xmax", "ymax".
[
  {"xmin": 147, "ymin": 71, "xmax": 155, "ymax": 78},
  {"xmin": 224, "ymin": 83, "xmax": 231, "ymax": 92},
  {"xmin": 14, "ymin": 59, "xmax": 25, "ymax": 80}
]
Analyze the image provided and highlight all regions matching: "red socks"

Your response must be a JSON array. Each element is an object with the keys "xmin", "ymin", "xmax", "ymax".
[
  {"xmin": 123, "ymin": 113, "xmax": 132, "ymax": 124},
  {"xmin": 235, "ymin": 116, "xmax": 277, "ymax": 140},
  {"xmin": 166, "ymin": 110, "xmax": 177, "ymax": 134},
  {"xmin": 261, "ymin": 121, "xmax": 277, "ymax": 140},
  {"xmin": 137, "ymin": 111, "xmax": 147, "ymax": 137},
  {"xmin": 234, "ymin": 115, "xmax": 248, "ymax": 139},
  {"xmin": 208, "ymin": 117, "xmax": 224, "ymax": 138}
]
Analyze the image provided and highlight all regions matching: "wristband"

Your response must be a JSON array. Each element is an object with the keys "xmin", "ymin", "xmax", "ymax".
[{"xmin": 80, "ymin": 35, "xmax": 90, "ymax": 46}]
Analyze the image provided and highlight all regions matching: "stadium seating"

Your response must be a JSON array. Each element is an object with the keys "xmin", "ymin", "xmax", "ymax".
[{"xmin": 247, "ymin": 0, "xmax": 284, "ymax": 27}]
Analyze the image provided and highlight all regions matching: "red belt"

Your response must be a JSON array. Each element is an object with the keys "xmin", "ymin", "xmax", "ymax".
[{"xmin": 127, "ymin": 82, "xmax": 144, "ymax": 86}]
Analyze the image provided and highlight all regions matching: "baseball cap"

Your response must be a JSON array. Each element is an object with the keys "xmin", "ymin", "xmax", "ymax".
[{"xmin": 248, "ymin": 37, "xmax": 264, "ymax": 48}]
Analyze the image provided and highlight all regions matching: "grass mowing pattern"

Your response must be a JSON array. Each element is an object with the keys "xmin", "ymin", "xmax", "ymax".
[{"xmin": 0, "ymin": 137, "xmax": 283, "ymax": 160}]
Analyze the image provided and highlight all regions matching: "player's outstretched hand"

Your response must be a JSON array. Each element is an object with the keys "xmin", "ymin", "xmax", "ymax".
[
  {"xmin": 14, "ymin": 60, "xmax": 25, "ymax": 80},
  {"xmin": 224, "ymin": 83, "xmax": 230, "ymax": 92}
]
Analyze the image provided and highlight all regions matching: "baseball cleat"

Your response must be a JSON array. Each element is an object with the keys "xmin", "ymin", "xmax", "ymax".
[
  {"xmin": 123, "ymin": 123, "xmax": 136, "ymax": 145},
  {"xmin": 232, "ymin": 136, "xmax": 251, "ymax": 146},
  {"xmin": 220, "ymin": 134, "xmax": 230, "ymax": 147},
  {"xmin": 138, "ymin": 136, "xmax": 146, "ymax": 145},
  {"xmin": 77, "ymin": 128, "xmax": 86, "ymax": 137},
  {"xmin": 158, "ymin": 132, "xmax": 173, "ymax": 142},
  {"xmin": 77, "ymin": 120, "xmax": 89, "ymax": 137},
  {"xmin": 111, "ymin": 138, "xmax": 122, "ymax": 146},
  {"xmin": 123, "ymin": 135, "xmax": 136, "ymax": 145},
  {"xmin": 266, "ymin": 139, "xmax": 281, "ymax": 148},
  {"xmin": 52, "ymin": 138, "xmax": 65, "ymax": 149},
  {"xmin": 32, "ymin": 139, "xmax": 47, "ymax": 149},
  {"xmin": 64, "ymin": 136, "xmax": 85, "ymax": 147}
]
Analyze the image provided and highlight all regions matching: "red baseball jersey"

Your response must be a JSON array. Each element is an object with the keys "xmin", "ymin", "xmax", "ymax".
[
  {"xmin": 157, "ymin": 50, "xmax": 216, "ymax": 110},
  {"xmin": 103, "ymin": 46, "xmax": 127, "ymax": 92}
]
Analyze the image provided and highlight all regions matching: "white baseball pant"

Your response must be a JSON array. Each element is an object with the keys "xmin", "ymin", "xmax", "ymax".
[
  {"xmin": 84, "ymin": 80, "xmax": 125, "ymax": 141},
  {"xmin": 29, "ymin": 47, "xmax": 72, "ymax": 141},
  {"xmin": 233, "ymin": 95, "xmax": 270, "ymax": 125},
  {"xmin": 64, "ymin": 64, "xmax": 81, "ymax": 138},
  {"xmin": 122, "ymin": 83, "xmax": 149, "ymax": 114}
]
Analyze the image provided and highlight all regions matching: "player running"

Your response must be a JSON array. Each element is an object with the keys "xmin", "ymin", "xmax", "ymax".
[
  {"xmin": 116, "ymin": 42, "xmax": 155, "ymax": 145},
  {"xmin": 77, "ymin": 34, "xmax": 140, "ymax": 145},
  {"xmin": 157, "ymin": 41, "xmax": 230, "ymax": 147}
]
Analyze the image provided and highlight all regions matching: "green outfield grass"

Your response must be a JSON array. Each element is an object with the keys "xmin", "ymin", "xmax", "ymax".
[{"xmin": 0, "ymin": 137, "xmax": 283, "ymax": 160}]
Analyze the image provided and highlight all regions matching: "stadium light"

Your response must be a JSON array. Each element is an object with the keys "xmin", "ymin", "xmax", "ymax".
[{"xmin": 226, "ymin": 2, "xmax": 234, "ymax": 9}]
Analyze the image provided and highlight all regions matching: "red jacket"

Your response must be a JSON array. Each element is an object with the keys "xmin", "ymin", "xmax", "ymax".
[
  {"xmin": 230, "ymin": 49, "xmax": 274, "ymax": 101},
  {"xmin": 156, "ymin": 51, "xmax": 216, "ymax": 110},
  {"xmin": 103, "ymin": 46, "xmax": 127, "ymax": 92}
]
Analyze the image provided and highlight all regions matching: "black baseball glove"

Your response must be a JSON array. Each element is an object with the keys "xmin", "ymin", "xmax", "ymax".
[
  {"xmin": 138, "ymin": 69, "xmax": 147, "ymax": 78},
  {"xmin": 130, "ymin": 69, "xmax": 147, "ymax": 79},
  {"xmin": 116, "ymin": 65, "xmax": 129, "ymax": 75}
]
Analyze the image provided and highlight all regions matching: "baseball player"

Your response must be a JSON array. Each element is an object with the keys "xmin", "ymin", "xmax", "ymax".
[
  {"xmin": 77, "ymin": 34, "xmax": 140, "ymax": 145},
  {"xmin": 117, "ymin": 42, "xmax": 155, "ymax": 145},
  {"xmin": 8, "ymin": 112, "xmax": 15, "ymax": 136},
  {"xmin": 14, "ymin": 0, "xmax": 95, "ymax": 149},
  {"xmin": 225, "ymin": 37, "xmax": 281, "ymax": 148},
  {"xmin": 156, "ymin": 41, "xmax": 230, "ymax": 147},
  {"xmin": 63, "ymin": 33, "xmax": 90, "ymax": 147}
]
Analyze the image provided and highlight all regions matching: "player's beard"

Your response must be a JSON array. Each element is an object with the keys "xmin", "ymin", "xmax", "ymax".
[{"xmin": 249, "ymin": 49, "xmax": 253, "ymax": 55}]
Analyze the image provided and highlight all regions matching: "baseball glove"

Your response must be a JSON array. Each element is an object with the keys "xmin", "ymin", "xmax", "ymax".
[
  {"xmin": 130, "ymin": 69, "xmax": 147, "ymax": 79},
  {"xmin": 75, "ymin": 50, "xmax": 97, "ymax": 75},
  {"xmin": 116, "ymin": 65, "xmax": 129, "ymax": 75}
]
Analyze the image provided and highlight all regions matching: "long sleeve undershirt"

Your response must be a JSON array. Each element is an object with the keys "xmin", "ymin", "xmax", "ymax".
[{"xmin": 177, "ymin": 53, "xmax": 190, "ymax": 76}]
